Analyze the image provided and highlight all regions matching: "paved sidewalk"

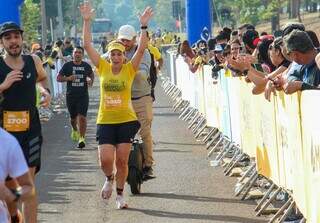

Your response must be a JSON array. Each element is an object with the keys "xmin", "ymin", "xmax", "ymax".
[{"xmin": 36, "ymin": 81, "xmax": 267, "ymax": 223}]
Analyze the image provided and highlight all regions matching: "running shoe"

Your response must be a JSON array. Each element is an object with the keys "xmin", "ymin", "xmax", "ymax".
[
  {"xmin": 143, "ymin": 166, "xmax": 155, "ymax": 180},
  {"xmin": 71, "ymin": 129, "xmax": 80, "ymax": 141},
  {"xmin": 78, "ymin": 136, "xmax": 85, "ymax": 148},
  {"xmin": 101, "ymin": 178, "xmax": 114, "ymax": 204},
  {"xmin": 116, "ymin": 194, "xmax": 128, "ymax": 209}
]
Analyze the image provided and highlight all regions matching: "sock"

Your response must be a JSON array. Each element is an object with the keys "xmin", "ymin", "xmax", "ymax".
[
  {"xmin": 107, "ymin": 174, "xmax": 114, "ymax": 181},
  {"xmin": 116, "ymin": 188, "xmax": 124, "ymax": 195}
]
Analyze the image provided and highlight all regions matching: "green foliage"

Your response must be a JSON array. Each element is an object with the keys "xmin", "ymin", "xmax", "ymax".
[
  {"xmin": 102, "ymin": 0, "xmax": 183, "ymax": 31},
  {"xmin": 215, "ymin": 0, "xmax": 295, "ymax": 26},
  {"xmin": 21, "ymin": 0, "xmax": 41, "ymax": 43},
  {"xmin": 154, "ymin": 0, "xmax": 175, "ymax": 30}
]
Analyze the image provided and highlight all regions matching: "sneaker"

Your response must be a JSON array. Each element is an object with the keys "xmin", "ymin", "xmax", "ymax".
[
  {"xmin": 71, "ymin": 129, "xmax": 80, "ymax": 141},
  {"xmin": 143, "ymin": 166, "xmax": 155, "ymax": 180},
  {"xmin": 116, "ymin": 195, "xmax": 128, "ymax": 209},
  {"xmin": 78, "ymin": 137, "xmax": 85, "ymax": 149},
  {"xmin": 101, "ymin": 178, "xmax": 114, "ymax": 203}
]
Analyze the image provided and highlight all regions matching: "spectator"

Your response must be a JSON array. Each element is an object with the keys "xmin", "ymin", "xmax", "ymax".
[
  {"xmin": 63, "ymin": 38, "xmax": 74, "ymax": 57},
  {"xmin": 282, "ymin": 30, "xmax": 320, "ymax": 93},
  {"xmin": 242, "ymin": 29, "xmax": 259, "ymax": 54},
  {"xmin": 256, "ymin": 38, "xmax": 275, "ymax": 73},
  {"xmin": 230, "ymin": 39, "xmax": 241, "ymax": 59},
  {"xmin": 238, "ymin": 23, "xmax": 255, "ymax": 43},
  {"xmin": 230, "ymin": 30, "xmax": 238, "ymax": 42},
  {"xmin": 306, "ymin": 30, "xmax": 320, "ymax": 48}
]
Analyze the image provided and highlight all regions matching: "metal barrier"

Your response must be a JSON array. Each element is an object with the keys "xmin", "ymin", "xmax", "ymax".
[{"xmin": 161, "ymin": 49, "xmax": 320, "ymax": 223}]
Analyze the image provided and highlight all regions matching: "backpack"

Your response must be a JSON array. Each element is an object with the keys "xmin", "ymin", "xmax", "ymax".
[{"xmin": 148, "ymin": 50, "xmax": 157, "ymax": 89}]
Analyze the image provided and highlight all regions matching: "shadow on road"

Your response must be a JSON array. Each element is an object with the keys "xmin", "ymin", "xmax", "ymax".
[
  {"xmin": 136, "ymin": 192, "xmax": 256, "ymax": 205},
  {"xmin": 37, "ymin": 114, "xmax": 99, "ymax": 217},
  {"xmin": 126, "ymin": 207, "xmax": 266, "ymax": 222},
  {"xmin": 156, "ymin": 140, "xmax": 201, "ymax": 146}
]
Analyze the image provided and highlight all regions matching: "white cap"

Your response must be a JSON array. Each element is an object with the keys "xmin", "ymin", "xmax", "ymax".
[{"xmin": 117, "ymin": 25, "xmax": 137, "ymax": 40}]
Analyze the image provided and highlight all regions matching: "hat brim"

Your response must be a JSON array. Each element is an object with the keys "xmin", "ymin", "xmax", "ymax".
[
  {"xmin": 108, "ymin": 46, "xmax": 125, "ymax": 53},
  {"xmin": 0, "ymin": 28, "xmax": 23, "ymax": 37},
  {"xmin": 117, "ymin": 34, "xmax": 135, "ymax": 41}
]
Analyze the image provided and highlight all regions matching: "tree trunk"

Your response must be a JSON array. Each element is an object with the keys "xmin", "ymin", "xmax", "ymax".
[
  {"xmin": 311, "ymin": 2, "xmax": 317, "ymax": 12},
  {"xmin": 290, "ymin": 0, "xmax": 300, "ymax": 20},
  {"xmin": 41, "ymin": 0, "xmax": 47, "ymax": 46},
  {"xmin": 288, "ymin": 0, "xmax": 292, "ymax": 18},
  {"xmin": 271, "ymin": 4, "xmax": 280, "ymax": 32}
]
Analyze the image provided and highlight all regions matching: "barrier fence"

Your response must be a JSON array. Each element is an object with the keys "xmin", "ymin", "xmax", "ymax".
[{"xmin": 162, "ymin": 51, "xmax": 320, "ymax": 223}]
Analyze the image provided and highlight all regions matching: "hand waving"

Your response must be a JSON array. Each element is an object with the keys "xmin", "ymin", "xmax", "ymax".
[
  {"xmin": 79, "ymin": 1, "xmax": 95, "ymax": 21},
  {"xmin": 139, "ymin": 6, "xmax": 154, "ymax": 26}
]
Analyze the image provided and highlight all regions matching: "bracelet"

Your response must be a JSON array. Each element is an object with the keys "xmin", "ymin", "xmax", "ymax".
[
  {"xmin": 140, "ymin": 26, "xmax": 148, "ymax": 30},
  {"xmin": 10, "ymin": 189, "xmax": 22, "ymax": 202}
]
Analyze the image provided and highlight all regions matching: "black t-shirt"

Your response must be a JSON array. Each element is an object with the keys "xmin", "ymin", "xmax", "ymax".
[
  {"xmin": 0, "ymin": 55, "xmax": 42, "ymax": 136},
  {"xmin": 59, "ymin": 61, "xmax": 93, "ymax": 97}
]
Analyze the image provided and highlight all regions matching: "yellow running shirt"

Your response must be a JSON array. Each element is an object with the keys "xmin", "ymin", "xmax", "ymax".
[
  {"xmin": 96, "ymin": 58, "xmax": 137, "ymax": 124},
  {"xmin": 148, "ymin": 44, "xmax": 162, "ymax": 61}
]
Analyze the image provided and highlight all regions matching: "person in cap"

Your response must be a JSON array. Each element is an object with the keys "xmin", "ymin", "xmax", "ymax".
[
  {"xmin": 0, "ymin": 21, "xmax": 51, "ymax": 223},
  {"xmin": 56, "ymin": 46, "xmax": 94, "ymax": 148},
  {"xmin": 80, "ymin": 2, "xmax": 153, "ymax": 209},
  {"xmin": 117, "ymin": 23, "xmax": 155, "ymax": 178}
]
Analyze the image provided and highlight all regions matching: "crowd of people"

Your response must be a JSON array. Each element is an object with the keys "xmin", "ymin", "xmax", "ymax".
[
  {"xmin": 179, "ymin": 22, "xmax": 320, "ymax": 98},
  {"xmin": 0, "ymin": 1, "xmax": 166, "ymax": 222}
]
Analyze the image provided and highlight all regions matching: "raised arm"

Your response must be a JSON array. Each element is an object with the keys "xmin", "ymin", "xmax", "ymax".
[
  {"xmin": 80, "ymin": 2, "xmax": 100, "ymax": 67},
  {"xmin": 131, "ymin": 7, "xmax": 154, "ymax": 70}
]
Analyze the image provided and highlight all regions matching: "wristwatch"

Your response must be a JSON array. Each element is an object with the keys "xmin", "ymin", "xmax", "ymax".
[{"xmin": 10, "ymin": 189, "xmax": 22, "ymax": 202}]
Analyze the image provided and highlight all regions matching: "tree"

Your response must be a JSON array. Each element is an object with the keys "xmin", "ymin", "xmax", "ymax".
[
  {"xmin": 154, "ymin": 0, "xmax": 175, "ymax": 31},
  {"xmin": 21, "ymin": 0, "xmax": 41, "ymax": 44}
]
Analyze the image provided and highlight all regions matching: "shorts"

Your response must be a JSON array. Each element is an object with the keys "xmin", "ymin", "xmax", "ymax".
[
  {"xmin": 6, "ymin": 133, "xmax": 43, "ymax": 181},
  {"xmin": 20, "ymin": 134, "xmax": 43, "ymax": 173},
  {"xmin": 96, "ymin": 121, "xmax": 140, "ymax": 146},
  {"xmin": 66, "ymin": 95, "xmax": 89, "ymax": 119}
]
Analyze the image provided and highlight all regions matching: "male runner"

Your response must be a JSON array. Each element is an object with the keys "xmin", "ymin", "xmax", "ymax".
[
  {"xmin": 57, "ymin": 46, "xmax": 94, "ymax": 148},
  {"xmin": 0, "ymin": 21, "xmax": 51, "ymax": 223}
]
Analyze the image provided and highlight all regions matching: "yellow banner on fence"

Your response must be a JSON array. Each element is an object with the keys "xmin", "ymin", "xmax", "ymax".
[
  {"xmin": 301, "ymin": 91, "xmax": 320, "ymax": 223},
  {"xmin": 237, "ymin": 80, "xmax": 258, "ymax": 158},
  {"xmin": 255, "ymin": 94, "xmax": 280, "ymax": 183}
]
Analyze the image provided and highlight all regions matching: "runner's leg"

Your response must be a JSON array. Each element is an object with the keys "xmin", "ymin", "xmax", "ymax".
[
  {"xmin": 115, "ymin": 143, "xmax": 131, "ymax": 189},
  {"xmin": 78, "ymin": 115, "xmax": 87, "ymax": 138}
]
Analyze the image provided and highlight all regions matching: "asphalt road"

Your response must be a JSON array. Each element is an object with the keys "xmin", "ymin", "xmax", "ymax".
[{"xmin": 36, "ymin": 79, "xmax": 267, "ymax": 223}]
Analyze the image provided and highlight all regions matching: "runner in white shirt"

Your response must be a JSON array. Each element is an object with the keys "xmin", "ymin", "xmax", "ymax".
[{"xmin": 0, "ymin": 127, "xmax": 34, "ymax": 223}]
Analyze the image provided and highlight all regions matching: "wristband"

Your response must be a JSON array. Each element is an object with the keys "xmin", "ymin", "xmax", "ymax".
[
  {"xmin": 140, "ymin": 26, "xmax": 148, "ymax": 30},
  {"xmin": 10, "ymin": 189, "xmax": 22, "ymax": 202}
]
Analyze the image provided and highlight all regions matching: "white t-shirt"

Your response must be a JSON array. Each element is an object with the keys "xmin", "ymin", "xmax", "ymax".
[{"xmin": 0, "ymin": 128, "xmax": 29, "ymax": 223}]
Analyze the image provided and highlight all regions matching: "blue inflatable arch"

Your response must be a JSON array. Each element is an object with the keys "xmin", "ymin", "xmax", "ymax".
[
  {"xmin": 0, "ymin": 0, "xmax": 24, "ymax": 25},
  {"xmin": 186, "ymin": 0, "xmax": 212, "ymax": 45}
]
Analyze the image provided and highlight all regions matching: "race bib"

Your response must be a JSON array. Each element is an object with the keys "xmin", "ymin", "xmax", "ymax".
[
  {"xmin": 104, "ymin": 94, "xmax": 124, "ymax": 109},
  {"xmin": 3, "ymin": 111, "xmax": 30, "ymax": 132}
]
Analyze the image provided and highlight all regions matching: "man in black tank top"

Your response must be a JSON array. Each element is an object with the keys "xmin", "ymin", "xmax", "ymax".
[
  {"xmin": 57, "ymin": 46, "xmax": 94, "ymax": 148},
  {"xmin": 0, "ymin": 22, "xmax": 51, "ymax": 223}
]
